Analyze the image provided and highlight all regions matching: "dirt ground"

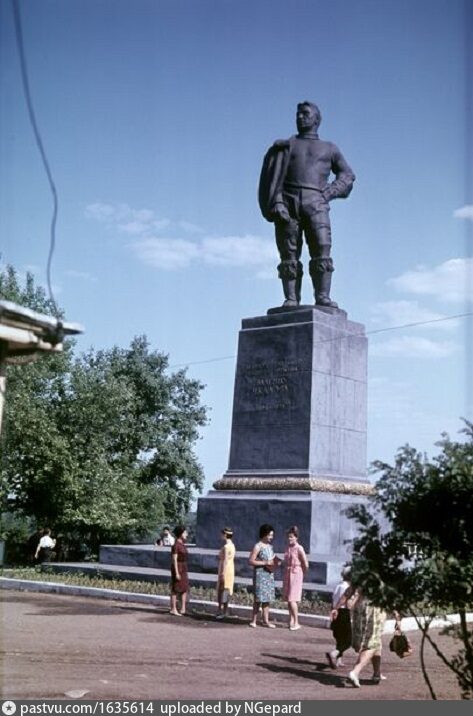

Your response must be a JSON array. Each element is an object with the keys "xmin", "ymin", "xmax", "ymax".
[{"xmin": 0, "ymin": 590, "xmax": 463, "ymax": 700}]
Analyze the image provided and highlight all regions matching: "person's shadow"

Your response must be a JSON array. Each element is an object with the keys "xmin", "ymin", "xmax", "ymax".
[{"xmin": 258, "ymin": 653, "xmax": 347, "ymax": 688}]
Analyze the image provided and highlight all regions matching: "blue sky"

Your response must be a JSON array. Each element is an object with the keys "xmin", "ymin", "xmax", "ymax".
[{"xmin": 1, "ymin": 0, "xmax": 471, "ymax": 494}]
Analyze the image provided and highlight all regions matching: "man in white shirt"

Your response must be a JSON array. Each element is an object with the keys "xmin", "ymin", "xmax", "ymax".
[
  {"xmin": 156, "ymin": 526, "xmax": 175, "ymax": 547},
  {"xmin": 34, "ymin": 528, "xmax": 56, "ymax": 562}
]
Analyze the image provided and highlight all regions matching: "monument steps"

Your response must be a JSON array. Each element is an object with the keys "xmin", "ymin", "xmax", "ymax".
[
  {"xmin": 98, "ymin": 544, "xmax": 338, "ymax": 584},
  {"xmin": 43, "ymin": 560, "xmax": 332, "ymax": 596}
]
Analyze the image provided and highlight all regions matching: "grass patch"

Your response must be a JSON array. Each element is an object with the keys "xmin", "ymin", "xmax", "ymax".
[{"xmin": 1, "ymin": 566, "xmax": 331, "ymax": 615}]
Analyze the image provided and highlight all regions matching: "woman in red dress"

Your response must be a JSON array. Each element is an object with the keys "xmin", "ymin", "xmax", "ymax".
[{"xmin": 170, "ymin": 525, "xmax": 189, "ymax": 616}]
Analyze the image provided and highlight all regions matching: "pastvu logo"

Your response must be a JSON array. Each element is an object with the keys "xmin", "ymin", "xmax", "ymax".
[{"xmin": 2, "ymin": 702, "xmax": 17, "ymax": 716}]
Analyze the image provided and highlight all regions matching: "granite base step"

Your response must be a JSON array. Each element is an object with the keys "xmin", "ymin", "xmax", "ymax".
[
  {"xmin": 99, "ymin": 544, "xmax": 342, "ymax": 585},
  {"xmin": 43, "ymin": 561, "xmax": 333, "ymax": 597}
]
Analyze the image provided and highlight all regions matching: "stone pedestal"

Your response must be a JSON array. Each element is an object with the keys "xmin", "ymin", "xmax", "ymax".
[
  {"xmin": 225, "ymin": 307, "xmax": 367, "ymax": 482},
  {"xmin": 196, "ymin": 306, "xmax": 372, "ymax": 583}
]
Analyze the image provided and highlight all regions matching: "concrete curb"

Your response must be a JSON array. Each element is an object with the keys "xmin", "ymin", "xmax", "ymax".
[{"xmin": 1, "ymin": 577, "xmax": 471, "ymax": 633}]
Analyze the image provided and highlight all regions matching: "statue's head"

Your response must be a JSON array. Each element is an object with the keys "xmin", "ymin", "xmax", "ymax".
[{"xmin": 296, "ymin": 101, "xmax": 322, "ymax": 134}]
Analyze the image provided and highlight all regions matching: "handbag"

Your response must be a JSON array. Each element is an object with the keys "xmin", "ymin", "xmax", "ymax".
[
  {"xmin": 263, "ymin": 554, "xmax": 281, "ymax": 573},
  {"xmin": 389, "ymin": 629, "xmax": 413, "ymax": 658}
]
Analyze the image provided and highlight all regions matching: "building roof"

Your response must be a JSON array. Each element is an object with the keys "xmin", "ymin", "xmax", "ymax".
[{"xmin": 0, "ymin": 300, "xmax": 83, "ymax": 363}]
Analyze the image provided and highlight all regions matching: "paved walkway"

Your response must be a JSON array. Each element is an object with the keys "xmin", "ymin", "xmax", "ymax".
[{"xmin": 1, "ymin": 590, "xmax": 461, "ymax": 700}]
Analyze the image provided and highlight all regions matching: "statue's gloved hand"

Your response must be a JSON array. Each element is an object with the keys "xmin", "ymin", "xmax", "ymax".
[
  {"xmin": 271, "ymin": 203, "xmax": 290, "ymax": 223},
  {"xmin": 322, "ymin": 185, "xmax": 333, "ymax": 202}
]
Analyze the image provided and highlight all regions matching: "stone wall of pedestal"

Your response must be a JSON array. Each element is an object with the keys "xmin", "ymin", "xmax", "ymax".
[
  {"xmin": 196, "ymin": 489, "xmax": 364, "ymax": 567},
  {"xmin": 224, "ymin": 307, "xmax": 368, "ymax": 482}
]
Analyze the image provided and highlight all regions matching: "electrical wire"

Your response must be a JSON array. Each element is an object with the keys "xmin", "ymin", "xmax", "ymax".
[
  {"xmin": 365, "ymin": 311, "xmax": 472, "ymax": 335},
  {"xmin": 464, "ymin": 0, "xmax": 473, "ymax": 416},
  {"xmin": 169, "ymin": 310, "xmax": 473, "ymax": 369},
  {"xmin": 11, "ymin": 0, "xmax": 59, "ymax": 317}
]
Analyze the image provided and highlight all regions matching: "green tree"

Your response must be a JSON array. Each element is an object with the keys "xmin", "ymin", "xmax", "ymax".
[
  {"xmin": 1, "ymin": 264, "xmax": 73, "ymax": 534},
  {"xmin": 1, "ymin": 265, "xmax": 208, "ymax": 555},
  {"xmin": 348, "ymin": 421, "xmax": 473, "ymax": 699},
  {"xmin": 0, "ymin": 264, "xmax": 59, "ymax": 315}
]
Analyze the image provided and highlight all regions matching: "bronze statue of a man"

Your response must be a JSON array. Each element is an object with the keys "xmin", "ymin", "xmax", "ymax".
[{"xmin": 259, "ymin": 102, "xmax": 355, "ymax": 308}]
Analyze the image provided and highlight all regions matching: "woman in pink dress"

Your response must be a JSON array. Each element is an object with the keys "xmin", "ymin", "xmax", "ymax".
[{"xmin": 282, "ymin": 526, "xmax": 309, "ymax": 630}]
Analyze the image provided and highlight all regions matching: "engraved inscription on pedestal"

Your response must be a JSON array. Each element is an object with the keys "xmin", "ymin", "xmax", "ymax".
[{"xmin": 240, "ymin": 358, "xmax": 303, "ymax": 412}]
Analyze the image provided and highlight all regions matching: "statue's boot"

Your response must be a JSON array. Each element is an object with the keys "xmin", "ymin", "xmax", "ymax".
[
  {"xmin": 314, "ymin": 271, "xmax": 338, "ymax": 308},
  {"xmin": 309, "ymin": 258, "xmax": 338, "ymax": 308},
  {"xmin": 281, "ymin": 278, "xmax": 299, "ymax": 307},
  {"xmin": 278, "ymin": 260, "xmax": 302, "ymax": 307}
]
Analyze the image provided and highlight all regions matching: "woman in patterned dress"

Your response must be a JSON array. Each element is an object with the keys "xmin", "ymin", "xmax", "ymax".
[
  {"xmin": 170, "ymin": 525, "xmax": 189, "ymax": 616},
  {"xmin": 248, "ymin": 523, "xmax": 281, "ymax": 628},
  {"xmin": 282, "ymin": 526, "xmax": 308, "ymax": 630},
  {"xmin": 334, "ymin": 585, "xmax": 394, "ymax": 688}
]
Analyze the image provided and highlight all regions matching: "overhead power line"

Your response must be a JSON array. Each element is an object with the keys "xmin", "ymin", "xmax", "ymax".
[
  {"xmin": 169, "ymin": 310, "xmax": 473, "ymax": 369},
  {"xmin": 366, "ymin": 311, "xmax": 472, "ymax": 335}
]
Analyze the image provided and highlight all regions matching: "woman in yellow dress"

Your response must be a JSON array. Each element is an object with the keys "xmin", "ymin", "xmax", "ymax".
[{"xmin": 216, "ymin": 527, "xmax": 235, "ymax": 620}]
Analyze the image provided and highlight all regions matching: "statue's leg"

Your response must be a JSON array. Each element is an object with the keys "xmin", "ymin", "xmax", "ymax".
[
  {"xmin": 295, "ymin": 258, "xmax": 303, "ymax": 303},
  {"xmin": 306, "ymin": 220, "xmax": 338, "ymax": 308},
  {"xmin": 275, "ymin": 219, "xmax": 303, "ymax": 307}
]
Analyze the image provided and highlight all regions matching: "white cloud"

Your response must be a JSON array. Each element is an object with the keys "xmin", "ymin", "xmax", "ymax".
[
  {"xmin": 371, "ymin": 300, "xmax": 456, "ymax": 331},
  {"xmin": 65, "ymin": 270, "xmax": 97, "ymax": 282},
  {"xmin": 178, "ymin": 221, "xmax": 204, "ymax": 234},
  {"xmin": 114, "ymin": 217, "xmax": 170, "ymax": 234},
  {"xmin": 86, "ymin": 202, "xmax": 277, "ymax": 276},
  {"xmin": 131, "ymin": 238, "xmax": 200, "ymax": 270},
  {"xmin": 85, "ymin": 203, "xmax": 202, "ymax": 239},
  {"xmin": 370, "ymin": 335, "xmax": 457, "ymax": 358},
  {"xmin": 132, "ymin": 209, "xmax": 154, "ymax": 223},
  {"xmin": 454, "ymin": 205, "xmax": 473, "ymax": 220},
  {"xmin": 153, "ymin": 219, "xmax": 173, "ymax": 232},
  {"xmin": 85, "ymin": 202, "xmax": 123, "ymax": 222},
  {"xmin": 387, "ymin": 258, "xmax": 473, "ymax": 303},
  {"xmin": 201, "ymin": 235, "xmax": 277, "ymax": 267},
  {"xmin": 117, "ymin": 221, "xmax": 151, "ymax": 235},
  {"xmin": 85, "ymin": 203, "xmax": 168, "ymax": 232},
  {"xmin": 130, "ymin": 234, "xmax": 276, "ymax": 274}
]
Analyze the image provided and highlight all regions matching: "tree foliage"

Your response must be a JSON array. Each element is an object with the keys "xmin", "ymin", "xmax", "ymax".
[
  {"xmin": 1, "ymin": 265, "xmax": 208, "ymax": 554},
  {"xmin": 348, "ymin": 422, "xmax": 473, "ymax": 699}
]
